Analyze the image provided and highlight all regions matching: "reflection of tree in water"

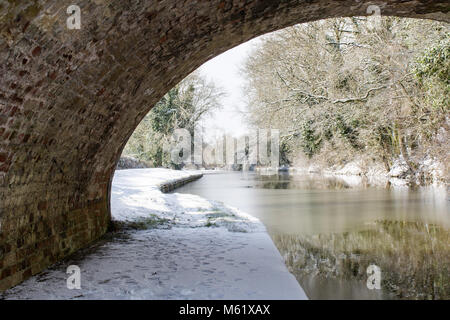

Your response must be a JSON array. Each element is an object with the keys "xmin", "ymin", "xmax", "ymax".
[
  {"xmin": 261, "ymin": 181, "xmax": 291, "ymax": 189},
  {"xmin": 273, "ymin": 220, "xmax": 450, "ymax": 299},
  {"xmin": 257, "ymin": 174, "xmax": 360, "ymax": 190}
]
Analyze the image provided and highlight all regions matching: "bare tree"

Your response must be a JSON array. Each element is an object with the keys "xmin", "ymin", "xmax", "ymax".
[{"xmin": 244, "ymin": 17, "xmax": 449, "ymax": 172}]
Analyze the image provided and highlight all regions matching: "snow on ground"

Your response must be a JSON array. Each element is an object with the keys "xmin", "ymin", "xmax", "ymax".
[
  {"xmin": 1, "ymin": 168, "xmax": 307, "ymax": 300},
  {"xmin": 112, "ymin": 169, "xmax": 263, "ymax": 232}
]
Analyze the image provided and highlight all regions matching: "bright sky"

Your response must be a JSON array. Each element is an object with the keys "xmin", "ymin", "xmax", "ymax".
[{"xmin": 197, "ymin": 37, "xmax": 262, "ymax": 141}]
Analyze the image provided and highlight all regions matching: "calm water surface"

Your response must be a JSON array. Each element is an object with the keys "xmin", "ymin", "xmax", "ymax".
[{"xmin": 175, "ymin": 172, "xmax": 450, "ymax": 299}]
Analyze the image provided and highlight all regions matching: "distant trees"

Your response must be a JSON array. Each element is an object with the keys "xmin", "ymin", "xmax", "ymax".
[
  {"xmin": 244, "ymin": 17, "xmax": 449, "ymax": 172},
  {"xmin": 123, "ymin": 72, "xmax": 224, "ymax": 168}
]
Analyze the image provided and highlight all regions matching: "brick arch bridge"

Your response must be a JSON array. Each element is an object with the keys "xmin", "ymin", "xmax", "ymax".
[{"xmin": 0, "ymin": 0, "xmax": 448, "ymax": 290}]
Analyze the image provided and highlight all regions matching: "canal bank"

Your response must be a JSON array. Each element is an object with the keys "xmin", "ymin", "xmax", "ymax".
[{"xmin": 1, "ymin": 169, "xmax": 307, "ymax": 300}]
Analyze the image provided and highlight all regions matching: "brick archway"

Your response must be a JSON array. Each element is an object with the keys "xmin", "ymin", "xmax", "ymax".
[{"xmin": 0, "ymin": 0, "xmax": 448, "ymax": 290}]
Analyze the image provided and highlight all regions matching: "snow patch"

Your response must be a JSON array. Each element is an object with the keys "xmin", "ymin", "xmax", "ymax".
[
  {"xmin": 417, "ymin": 157, "xmax": 446, "ymax": 184},
  {"xmin": 1, "ymin": 168, "xmax": 307, "ymax": 300},
  {"xmin": 388, "ymin": 159, "xmax": 411, "ymax": 178},
  {"xmin": 334, "ymin": 161, "xmax": 364, "ymax": 176},
  {"xmin": 111, "ymin": 169, "xmax": 264, "ymax": 233}
]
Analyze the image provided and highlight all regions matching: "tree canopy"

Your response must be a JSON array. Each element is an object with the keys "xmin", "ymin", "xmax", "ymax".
[{"xmin": 244, "ymin": 17, "xmax": 449, "ymax": 173}]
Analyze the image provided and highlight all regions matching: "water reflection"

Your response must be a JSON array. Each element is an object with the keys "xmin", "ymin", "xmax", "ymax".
[
  {"xmin": 274, "ymin": 220, "xmax": 449, "ymax": 299},
  {"xmin": 175, "ymin": 172, "xmax": 450, "ymax": 299}
]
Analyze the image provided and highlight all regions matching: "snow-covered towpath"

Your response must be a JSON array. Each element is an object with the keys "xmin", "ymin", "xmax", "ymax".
[{"xmin": 1, "ymin": 169, "xmax": 307, "ymax": 300}]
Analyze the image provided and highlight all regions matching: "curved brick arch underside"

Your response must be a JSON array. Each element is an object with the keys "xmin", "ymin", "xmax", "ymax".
[{"xmin": 0, "ymin": 0, "xmax": 448, "ymax": 290}]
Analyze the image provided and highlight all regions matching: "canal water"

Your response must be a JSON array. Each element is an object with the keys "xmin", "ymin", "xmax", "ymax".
[{"xmin": 175, "ymin": 171, "xmax": 450, "ymax": 299}]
